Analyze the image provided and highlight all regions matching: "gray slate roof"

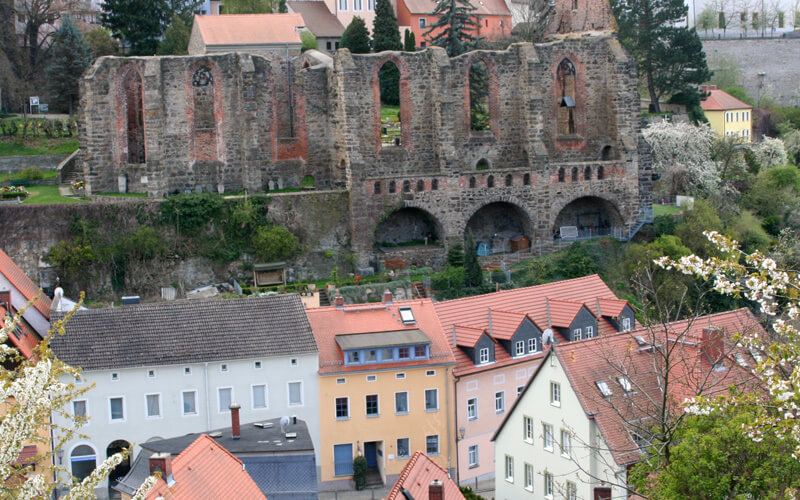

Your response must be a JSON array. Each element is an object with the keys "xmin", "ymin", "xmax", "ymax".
[{"xmin": 51, "ymin": 294, "xmax": 318, "ymax": 371}]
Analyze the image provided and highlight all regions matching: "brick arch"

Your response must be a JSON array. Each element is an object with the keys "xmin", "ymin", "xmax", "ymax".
[
  {"xmin": 374, "ymin": 204, "xmax": 445, "ymax": 246},
  {"xmin": 550, "ymin": 194, "xmax": 625, "ymax": 232},
  {"xmin": 462, "ymin": 53, "xmax": 500, "ymax": 139},
  {"xmin": 115, "ymin": 63, "xmax": 146, "ymax": 167},
  {"xmin": 461, "ymin": 195, "xmax": 536, "ymax": 240},
  {"xmin": 551, "ymin": 52, "xmax": 588, "ymax": 151},
  {"xmin": 186, "ymin": 59, "xmax": 225, "ymax": 165},
  {"xmin": 373, "ymin": 55, "xmax": 413, "ymax": 152}
]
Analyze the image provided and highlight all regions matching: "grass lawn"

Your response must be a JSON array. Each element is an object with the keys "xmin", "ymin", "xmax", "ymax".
[
  {"xmin": 95, "ymin": 192, "xmax": 149, "ymax": 198},
  {"xmin": 22, "ymin": 185, "xmax": 88, "ymax": 204},
  {"xmin": 0, "ymin": 138, "xmax": 79, "ymax": 156},
  {"xmin": 654, "ymin": 204, "xmax": 682, "ymax": 216},
  {"xmin": 0, "ymin": 170, "xmax": 58, "ymax": 183},
  {"xmin": 381, "ymin": 104, "xmax": 400, "ymax": 121}
]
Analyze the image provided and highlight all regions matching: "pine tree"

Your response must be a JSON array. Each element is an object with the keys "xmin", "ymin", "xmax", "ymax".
[
  {"xmin": 102, "ymin": 0, "xmax": 169, "ymax": 55},
  {"xmin": 341, "ymin": 16, "xmax": 371, "ymax": 54},
  {"xmin": 423, "ymin": 0, "xmax": 481, "ymax": 57},
  {"xmin": 46, "ymin": 16, "xmax": 91, "ymax": 115},
  {"xmin": 372, "ymin": 0, "xmax": 402, "ymax": 52},
  {"xmin": 403, "ymin": 28, "xmax": 416, "ymax": 51},
  {"xmin": 157, "ymin": 14, "xmax": 191, "ymax": 55},
  {"xmin": 464, "ymin": 231, "xmax": 483, "ymax": 287}
]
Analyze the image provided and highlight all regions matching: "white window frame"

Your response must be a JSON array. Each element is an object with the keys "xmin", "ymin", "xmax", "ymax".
[
  {"xmin": 586, "ymin": 325, "xmax": 594, "ymax": 338},
  {"xmin": 528, "ymin": 337, "xmax": 537, "ymax": 353},
  {"xmin": 618, "ymin": 376, "xmax": 633, "ymax": 393},
  {"xmin": 339, "ymin": 0, "xmax": 348, "ymax": 11},
  {"xmin": 622, "ymin": 317, "xmax": 631, "ymax": 331},
  {"xmin": 367, "ymin": 0, "xmax": 375, "ymax": 10},
  {"xmin": 290, "ymin": 358, "xmax": 299, "ymax": 366},
  {"xmin": 217, "ymin": 387, "xmax": 233, "ymax": 413},
  {"xmin": 504, "ymin": 454, "xmax": 514, "ymax": 482},
  {"xmin": 515, "ymin": 340, "xmax": 525, "ymax": 356},
  {"xmin": 543, "ymin": 423, "xmax": 554, "ymax": 451},
  {"xmin": 544, "ymin": 472, "xmax": 554, "ymax": 498},
  {"xmin": 523, "ymin": 415, "xmax": 533, "ymax": 442},
  {"xmin": 495, "ymin": 391, "xmax": 505, "ymax": 413},
  {"xmin": 524, "ymin": 462, "xmax": 534, "ymax": 491},
  {"xmin": 335, "ymin": 396, "xmax": 350, "ymax": 419},
  {"xmin": 147, "ymin": 369, "xmax": 156, "ymax": 378},
  {"xmin": 426, "ymin": 434, "xmax": 439, "ymax": 455},
  {"xmin": 110, "ymin": 372, "xmax": 119, "ymax": 381},
  {"xmin": 144, "ymin": 393, "xmax": 162, "ymax": 419},
  {"xmin": 108, "ymin": 396, "xmax": 126, "ymax": 423},
  {"xmin": 367, "ymin": 374, "xmax": 377, "ymax": 382},
  {"xmin": 396, "ymin": 437, "xmax": 410, "ymax": 458},
  {"xmin": 550, "ymin": 382, "xmax": 561, "ymax": 406},
  {"xmin": 254, "ymin": 360, "xmax": 262, "ymax": 369},
  {"xmin": 573, "ymin": 328, "xmax": 582, "ymax": 340},
  {"xmin": 73, "ymin": 399, "xmax": 88, "ymax": 421},
  {"xmin": 220, "ymin": 363, "xmax": 228, "ymax": 373},
  {"xmin": 566, "ymin": 480, "xmax": 577, "ymax": 500},
  {"xmin": 182, "ymin": 390, "xmax": 198, "ymax": 416},
  {"xmin": 479, "ymin": 347, "xmax": 489, "ymax": 364},
  {"xmin": 468, "ymin": 444, "xmax": 478, "ymax": 467},
  {"xmin": 184, "ymin": 366, "xmax": 192, "ymax": 376},
  {"xmin": 426, "ymin": 369, "xmax": 436, "ymax": 376},
  {"xmin": 419, "ymin": 17, "xmax": 426, "ymax": 28},
  {"xmin": 517, "ymin": 385, "xmax": 524, "ymax": 397},
  {"xmin": 353, "ymin": 0, "xmax": 362, "ymax": 10},
  {"xmin": 467, "ymin": 397, "xmax": 477, "ymax": 420},
  {"xmin": 560, "ymin": 429, "xmax": 571, "ymax": 457},
  {"xmin": 425, "ymin": 388, "xmax": 439, "ymax": 411},
  {"xmin": 287, "ymin": 380, "xmax": 304, "ymax": 406},
  {"xmin": 251, "ymin": 383, "xmax": 268, "ymax": 410},
  {"xmin": 395, "ymin": 391, "xmax": 409, "ymax": 414}
]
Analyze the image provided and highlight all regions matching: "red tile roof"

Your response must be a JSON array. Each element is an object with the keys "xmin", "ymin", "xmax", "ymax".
[
  {"xmin": 453, "ymin": 324, "xmax": 486, "ymax": 348},
  {"xmin": 434, "ymin": 275, "xmax": 627, "ymax": 376},
  {"xmin": 194, "ymin": 14, "xmax": 305, "ymax": 46},
  {"xmin": 597, "ymin": 297, "xmax": 628, "ymax": 317},
  {"xmin": 401, "ymin": 0, "xmax": 509, "ymax": 16},
  {"xmin": 0, "ymin": 248, "xmax": 51, "ymax": 318},
  {"xmin": 700, "ymin": 88, "xmax": 753, "ymax": 111},
  {"xmin": 542, "ymin": 308, "xmax": 762, "ymax": 466},
  {"xmin": 384, "ymin": 451, "xmax": 465, "ymax": 500},
  {"xmin": 307, "ymin": 298, "xmax": 456, "ymax": 374},
  {"xmin": 1, "ymin": 305, "xmax": 39, "ymax": 360},
  {"xmin": 546, "ymin": 298, "xmax": 585, "ymax": 328},
  {"xmin": 14, "ymin": 445, "xmax": 37, "ymax": 466},
  {"xmin": 487, "ymin": 309, "xmax": 530, "ymax": 340},
  {"xmin": 147, "ymin": 434, "xmax": 266, "ymax": 500}
]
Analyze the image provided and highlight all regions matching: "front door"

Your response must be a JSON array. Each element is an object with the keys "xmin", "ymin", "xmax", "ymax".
[{"xmin": 364, "ymin": 442, "xmax": 378, "ymax": 468}]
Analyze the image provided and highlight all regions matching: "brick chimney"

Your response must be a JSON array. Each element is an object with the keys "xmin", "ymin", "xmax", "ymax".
[
  {"xmin": 383, "ymin": 290, "xmax": 393, "ymax": 305},
  {"xmin": 429, "ymin": 479, "xmax": 444, "ymax": 500},
  {"xmin": 149, "ymin": 452, "xmax": 172, "ymax": 479},
  {"xmin": 701, "ymin": 84, "xmax": 717, "ymax": 94},
  {"xmin": 0, "ymin": 290, "xmax": 11, "ymax": 312},
  {"xmin": 230, "ymin": 403, "xmax": 241, "ymax": 440},
  {"xmin": 701, "ymin": 327, "xmax": 724, "ymax": 364}
]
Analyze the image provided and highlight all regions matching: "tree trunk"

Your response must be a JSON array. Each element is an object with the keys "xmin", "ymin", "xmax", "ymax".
[{"xmin": 647, "ymin": 70, "xmax": 661, "ymax": 113}]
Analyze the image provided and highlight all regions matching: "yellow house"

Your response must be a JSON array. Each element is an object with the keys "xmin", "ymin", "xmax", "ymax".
[
  {"xmin": 700, "ymin": 85, "xmax": 753, "ymax": 142},
  {"xmin": 307, "ymin": 292, "xmax": 456, "ymax": 490}
]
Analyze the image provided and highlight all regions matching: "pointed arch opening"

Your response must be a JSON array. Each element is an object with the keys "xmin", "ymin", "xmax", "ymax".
[
  {"xmin": 118, "ymin": 66, "xmax": 145, "ymax": 165},
  {"xmin": 379, "ymin": 61, "xmax": 402, "ymax": 147},
  {"xmin": 557, "ymin": 59, "xmax": 577, "ymax": 136},
  {"xmin": 469, "ymin": 59, "xmax": 490, "ymax": 131}
]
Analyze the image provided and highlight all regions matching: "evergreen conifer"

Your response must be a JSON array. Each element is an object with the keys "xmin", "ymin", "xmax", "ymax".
[
  {"xmin": 341, "ymin": 17, "xmax": 371, "ymax": 54},
  {"xmin": 423, "ymin": 0, "xmax": 481, "ymax": 57},
  {"xmin": 372, "ymin": 0, "xmax": 402, "ymax": 52},
  {"xmin": 46, "ymin": 16, "xmax": 92, "ymax": 114},
  {"xmin": 403, "ymin": 29, "xmax": 416, "ymax": 51}
]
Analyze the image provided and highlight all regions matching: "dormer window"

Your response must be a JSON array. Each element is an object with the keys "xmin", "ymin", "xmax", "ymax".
[
  {"xmin": 399, "ymin": 307, "xmax": 415, "ymax": 325},
  {"xmin": 347, "ymin": 351, "xmax": 360, "ymax": 364},
  {"xmin": 398, "ymin": 347, "xmax": 410, "ymax": 359},
  {"xmin": 415, "ymin": 345, "xmax": 427, "ymax": 357},
  {"xmin": 528, "ymin": 338, "xmax": 538, "ymax": 353},
  {"xmin": 622, "ymin": 317, "xmax": 631, "ymax": 331},
  {"xmin": 596, "ymin": 380, "xmax": 612, "ymax": 397},
  {"xmin": 515, "ymin": 341, "xmax": 525, "ymax": 356},
  {"xmin": 479, "ymin": 348, "xmax": 489, "ymax": 364}
]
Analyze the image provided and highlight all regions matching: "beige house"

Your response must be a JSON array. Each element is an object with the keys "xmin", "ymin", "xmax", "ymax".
[
  {"xmin": 288, "ymin": 1, "xmax": 345, "ymax": 52},
  {"xmin": 189, "ymin": 14, "xmax": 306, "ymax": 56}
]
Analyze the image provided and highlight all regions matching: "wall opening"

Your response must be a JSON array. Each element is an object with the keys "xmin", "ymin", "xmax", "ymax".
[
  {"xmin": 374, "ymin": 181, "xmax": 382, "ymax": 194},
  {"xmin": 120, "ymin": 67, "xmax": 145, "ymax": 164},
  {"xmin": 557, "ymin": 58, "xmax": 577, "ymax": 135},
  {"xmin": 389, "ymin": 180, "xmax": 396, "ymax": 193},
  {"xmin": 417, "ymin": 179, "xmax": 425, "ymax": 191},
  {"xmin": 106, "ymin": 440, "xmax": 132, "ymax": 490},
  {"xmin": 469, "ymin": 176, "xmax": 476, "ymax": 188},
  {"xmin": 379, "ymin": 61, "xmax": 402, "ymax": 147},
  {"xmin": 403, "ymin": 180, "xmax": 410, "ymax": 192},
  {"xmin": 505, "ymin": 174, "xmax": 513, "ymax": 186},
  {"xmin": 469, "ymin": 59, "xmax": 490, "ymax": 131},
  {"xmin": 70, "ymin": 445, "xmax": 97, "ymax": 483},
  {"xmin": 487, "ymin": 175, "xmax": 495, "ymax": 188},
  {"xmin": 432, "ymin": 179, "xmax": 439, "ymax": 190},
  {"xmin": 466, "ymin": 202, "xmax": 531, "ymax": 254},
  {"xmin": 571, "ymin": 167, "xmax": 578, "ymax": 182},
  {"xmin": 558, "ymin": 168, "xmax": 565, "ymax": 182},
  {"xmin": 375, "ymin": 207, "xmax": 442, "ymax": 247},
  {"xmin": 584, "ymin": 166, "xmax": 591, "ymax": 180},
  {"xmin": 476, "ymin": 158, "xmax": 490, "ymax": 170},
  {"xmin": 191, "ymin": 66, "xmax": 218, "ymax": 162},
  {"xmin": 601, "ymin": 145, "xmax": 613, "ymax": 160},
  {"xmin": 554, "ymin": 196, "xmax": 624, "ymax": 236},
  {"xmin": 523, "ymin": 173, "xmax": 530, "ymax": 185},
  {"xmin": 301, "ymin": 175, "xmax": 315, "ymax": 189},
  {"xmin": 597, "ymin": 166, "xmax": 604, "ymax": 180}
]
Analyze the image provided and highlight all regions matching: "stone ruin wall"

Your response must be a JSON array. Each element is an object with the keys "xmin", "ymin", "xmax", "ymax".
[{"xmin": 78, "ymin": 33, "xmax": 650, "ymax": 269}]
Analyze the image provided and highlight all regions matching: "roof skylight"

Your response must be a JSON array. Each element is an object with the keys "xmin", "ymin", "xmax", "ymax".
[
  {"xmin": 633, "ymin": 336, "xmax": 647, "ymax": 346},
  {"xmin": 596, "ymin": 380, "xmax": 613, "ymax": 397},
  {"xmin": 399, "ymin": 307, "xmax": 415, "ymax": 325},
  {"xmin": 734, "ymin": 352, "xmax": 748, "ymax": 368},
  {"xmin": 617, "ymin": 376, "xmax": 633, "ymax": 393},
  {"xmin": 749, "ymin": 348, "xmax": 763, "ymax": 363}
]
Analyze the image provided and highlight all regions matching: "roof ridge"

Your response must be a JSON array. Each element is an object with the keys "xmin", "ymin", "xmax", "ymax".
[
  {"xmin": 386, "ymin": 450, "xmax": 422, "ymax": 499},
  {"xmin": 434, "ymin": 274, "xmax": 604, "ymax": 307}
]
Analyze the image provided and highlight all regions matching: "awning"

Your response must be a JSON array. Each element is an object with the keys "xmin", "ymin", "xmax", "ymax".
[{"xmin": 335, "ymin": 329, "xmax": 431, "ymax": 350}]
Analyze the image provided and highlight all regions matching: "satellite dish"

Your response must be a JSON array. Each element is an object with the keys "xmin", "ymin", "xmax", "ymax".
[
  {"xmin": 53, "ymin": 287, "xmax": 64, "ymax": 312},
  {"xmin": 542, "ymin": 328, "xmax": 555, "ymax": 345},
  {"xmin": 280, "ymin": 415, "xmax": 290, "ymax": 433}
]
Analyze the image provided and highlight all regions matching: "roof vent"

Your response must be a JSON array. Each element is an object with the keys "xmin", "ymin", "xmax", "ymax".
[
  {"xmin": 208, "ymin": 431, "xmax": 222, "ymax": 438},
  {"xmin": 121, "ymin": 295, "xmax": 140, "ymax": 305},
  {"xmin": 633, "ymin": 335, "xmax": 647, "ymax": 346}
]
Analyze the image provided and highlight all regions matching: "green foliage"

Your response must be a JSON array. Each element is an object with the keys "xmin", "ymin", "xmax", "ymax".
[
  {"xmin": 423, "ymin": 0, "xmax": 481, "ymax": 57},
  {"xmin": 378, "ymin": 62, "xmax": 400, "ymax": 106},
  {"xmin": 630, "ymin": 408, "xmax": 800, "ymax": 499},
  {"xmin": 300, "ymin": 31, "xmax": 317, "ymax": 52},
  {"xmin": 341, "ymin": 17, "xmax": 371, "ymax": 54},
  {"xmin": 18, "ymin": 167, "xmax": 44, "ymax": 181},
  {"xmin": 403, "ymin": 29, "xmax": 416, "ymax": 51},
  {"xmin": 459, "ymin": 486, "xmax": 488, "ymax": 500},
  {"xmin": 652, "ymin": 214, "xmax": 679, "ymax": 236},
  {"xmin": 157, "ymin": 14, "xmax": 191, "ymax": 55},
  {"xmin": 372, "ymin": 0, "xmax": 402, "ymax": 52},
  {"xmin": 431, "ymin": 265, "xmax": 467, "ymax": 293},
  {"xmin": 721, "ymin": 85, "xmax": 754, "ymax": 105},
  {"xmin": 352, "ymin": 456, "xmax": 368, "ymax": 490},
  {"xmin": 301, "ymin": 175, "xmax": 315, "ymax": 188},
  {"xmin": 45, "ymin": 16, "xmax": 92, "ymax": 114},
  {"xmin": 101, "ymin": 0, "xmax": 169, "ymax": 55},
  {"xmin": 469, "ymin": 61, "xmax": 490, "ymax": 131},
  {"xmin": 730, "ymin": 209, "xmax": 771, "ymax": 253},
  {"xmin": 743, "ymin": 166, "xmax": 800, "ymax": 235},
  {"xmin": 674, "ymin": 199, "xmax": 723, "ymax": 256},
  {"xmin": 45, "ymin": 239, "xmax": 96, "ymax": 284},
  {"xmin": 557, "ymin": 241, "xmax": 599, "ymax": 279},
  {"xmin": 85, "ymin": 27, "xmax": 121, "ymax": 58},
  {"xmin": 160, "ymin": 193, "xmax": 224, "ymax": 233},
  {"xmin": 667, "ymin": 90, "xmax": 707, "ymax": 124},
  {"xmin": 464, "ymin": 231, "xmax": 483, "ymax": 287},
  {"xmin": 223, "ymin": 0, "xmax": 279, "ymax": 12},
  {"xmin": 697, "ymin": 7, "xmax": 717, "ymax": 34},
  {"xmin": 252, "ymin": 225, "xmax": 300, "ymax": 262},
  {"xmin": 446, "ymin": 242, "xmax": 465, "ymax": 267}
]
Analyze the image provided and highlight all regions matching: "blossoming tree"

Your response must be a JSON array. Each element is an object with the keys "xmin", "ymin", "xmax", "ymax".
[{"xmin": 1, "ymin": 299, "xmax": 156, "ymax": 498}]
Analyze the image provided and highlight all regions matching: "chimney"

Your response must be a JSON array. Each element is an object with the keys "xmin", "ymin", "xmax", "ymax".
[
  {"xmin": 701, "ymin": 84, "xmax": 717, "ymax": 94},
  {"xmin": 334, "ymin": 294, "xmax": 344, "ymax": 309},
  {"xmin": 230, "ymin": 403, "xmax": 241, "ymax": 440},
  {"xmin": 701, "ymin": 327, "xmax": 724, "ymax": 364},
  {"xmin": 429, "ymin": 479, "xmax": 444, "ymax": 500},
  {"xmin": 383, "ymin": 290, "xmax": 393, "ymax": 305},
  {"xmin": 149, "ymin": 452, "xmax": 173, "ymax": 479},
  {"xmin": 0, "ymin": 290, "xmax": 10, "ymax": 312}
]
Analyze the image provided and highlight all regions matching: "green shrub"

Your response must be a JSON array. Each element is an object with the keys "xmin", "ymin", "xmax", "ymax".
[
  {"xmin": 18, "ymin": 167, "xmax": 44, "ymax": 181},
  {"xmin": 252, "ymin": 225, "xmax": 299, "ymax": 262},
  {"xmin": 353, "ymin": 456, "xmax": 367, "ymax": 490},
  {"xmin": 160, "ymin": 193, "xmax": 224, "ymax": 233}
]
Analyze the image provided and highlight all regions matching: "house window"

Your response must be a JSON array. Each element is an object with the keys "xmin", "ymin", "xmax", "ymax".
[
  {"xmin": 70, "ymin": 445, "xmax": 97, "ymax": 483},
  {"xmin": 543, "ymin": 423, "xmax": 554, "ymax": 450},
  {"xmin": 557, "ymin": 58, "xmax": 577, "ymax": 135},
  {"xmin": 220, "ymin": 364, "xmax": 228, "ymax": 373},
  {"xmin": 586, "ymin": 325, "xmax": 594, "ymax": 338},
  {"xmin": 550, "ymin": 382, "xmax": 560, "ymax": 406},
  {"xmin": 419, "ymin": 18, "xmax": 426, "ymax": 28},
  {"xmin": 517, "ymin": 385, "xmax": 524, "ymax": 397},
  {"xmin": 365, "ymin": 349, "xmax": 377, "ymax": 362},
  {"xmin": 147, "ymin": 369, "xmax": 155, "ymax": 378},
  {"xmin": 337, "ymin": 377, "xmax": 346, "ymax": 384},
  {"xmin": 395, "ymin": 391, "xmax": 409, "ymax": 414},
  {"xmin": 397, "ymin": 438, "xmax": 410, "ymax": 458},
  {"xmin": 573, "ymin": 328, "xmax": 582, "ymax": 340},
  {"xmin": 396, "ymin": 372, "xmax": 406, "ymax": 379},
  {"xmin": 524, "ymin": 416, "xmax": 533, "ymax": 442},
  {"xmin": 504, "ymin": 455, "xmax": 514, "ymax": 482},
  {"xmin": 182, "ymin": 391, "xmax": 197, "ymax": 415},
  {"xmin": 366, "ymin": 394, "xmax": 379, "ymax": 416},
  {"xmin": 495, "ymin": 391, "xmax": 505, "ymax": 413},
  {"xmin": 515, "ymin": 340, "xmax": 525, "ymax": 356},
  {"xmin": 368, "ymin": 0, "xmax": 375, "ymax": 10},
  {"xmin": 425, "ymin": 389, "xmax": 439, "ymax": 411},
  {"xmin": 327, "ymin": 41, "xmax": 332, "ymax": 50},
  {"xmin": 524, "ymin": 462, "xmax": 534, "ymax": 490},
  {"xmin": 252, "ymin": 384, "xmax": 267, "ymax": 409},
  {"xmin": 338, "ymin": 0, "xmax": 347, "ymax": 10},
  {"xmin": 184, "ymin": 367, "xmax": 191, "ymax": 375},
  {"xmin": 420, "ymin": 41, "xmax": 426, "ymax": 48},
  {"xmin": 544, "ymin": 473, "xmax": 554, "ymax": 497},
  {"xmin": 354, "ymin": 0, "xmax": 362, "ymax": 9},
  {"xmin": 426, "ymin": 435, "xmax": 439, "ymax": 455},
  {"xmin": 254, "ymin": 361, "xmax": 262, "ymax": 369},
  {"xmin": 336, "ymin": 397, "xmax": 349, "ymax": 419},
  {"xmin": 622, "ymin": 317, "xmax": 631, "ymax": 331},
  {"xmin": 73, "ymin": 400, "xmax": 87, "ymax": 419},
  {"xmin": 218, "ymin": 387, "xmax": 232, "ymax": 412},
  {"xmin": 528, "ymin": 337, "xmax": 538, "ymax": 353},
  {"xmin": 347, "ymin": 351, "xmax": 360, "ymax": 364},
  {"xmin": 467, "ymin": 398, "xmax": 477, "ymax": 420},
  {"xmin": 415, "ymin": 345, "xmax": 427, "ymax": 358},
  {"xmin": 596, "ymin": 380, "xmax": 613, "ymax": 397},
  {"xmin": 468, "ymin": 445, "xmax": 478, "ymax": 467},
  {"xmin": 479, "ymin": 347, "xmax": 489, "ymax": 364},
  {"xmin": 617, "ymin": 376, "xmax": 633, "ymax": 393},
  {"xmin": 398, "ymin": 346, "xmax": 410, "ymax": 359},
  {"xmin": 426, "ymin": 369, "xmax": 436, "ymax": 376},
  {"xmin": 333, "ymin": 443, "xmax": 353, "ymax": 476},
  {"xmin": 109, "ymin": 397, "xmax": 125, "ymax": 421},
  {"xmin": 111, "ymin": 373, "xmax": 119, "ymax": 381},
  {"xmin": 288, "ymin": 381, "xmax": 303, "ymax": 406},
  {"xmin": 561, "ymin": 429, "xmax": 571, "ymax": 457},
  {"xmin": 145, "ymin": 394, "xmax": 161, "ymax": 418},
  {"xmin": 367, "ymin": 374, "xmax": 377, "ymax": 382},
  {"xmin": 566, "ymin": 481, "xmax": 577, "ymax": 500}
]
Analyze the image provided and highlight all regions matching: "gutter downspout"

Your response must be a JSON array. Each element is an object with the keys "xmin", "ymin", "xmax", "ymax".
[
  {"xmin": 204, "ymin": 362, "xmax": 211, "ymax": 431},
  {"xmin": 446, "ymin": 365, "xmax": 453, "ymax": 479},
  {"xmin": 452, "ymin": 368, "xmax": 460, "ymax": 484}
]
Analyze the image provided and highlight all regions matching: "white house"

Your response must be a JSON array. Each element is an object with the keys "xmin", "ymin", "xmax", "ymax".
[
  {"xmin": 50, "ymin": 293, "xmax": 320, "ymax": 498},
  {"xmin": 492, "ymin": 308, "xmax": 763, "ymax": 500}
]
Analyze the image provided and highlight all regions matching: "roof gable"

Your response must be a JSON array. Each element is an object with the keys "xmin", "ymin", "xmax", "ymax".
[
  {"xmin": 701, "ymin": 89, "xmax": 753, "ymax": 111},
  {"xmin": 194, "ymin": 14, "xmax": 305, "ymax": 46},
  {"xmin": 0, "ymin": 248, "xmax": 51, "ymax": 318},
  {"xmin": 384, "ymin": 451, "xmax": 465, "ymax": 500}
]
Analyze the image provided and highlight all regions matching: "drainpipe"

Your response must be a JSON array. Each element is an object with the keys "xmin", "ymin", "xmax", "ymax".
[
  {"xmin": 446, "ymin": 365, "xmax": 453, "ymax": 479},
  {"xmin": 204, "ymin": 362, "xmax": 211, "ymax": 431},
  {"xmin": 452, "ymin": 368, "xmax": 460, "ymax": 484}
]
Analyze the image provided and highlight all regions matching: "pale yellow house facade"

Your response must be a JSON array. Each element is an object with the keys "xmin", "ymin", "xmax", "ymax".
[{"xmin": 701, "ymin": 85, "xmax": 753, "ymax": 142}]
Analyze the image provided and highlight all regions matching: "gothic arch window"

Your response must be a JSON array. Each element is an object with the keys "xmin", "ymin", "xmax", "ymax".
[
  {"xmin": 597, "ymin": 166, "xmax": 605, "ymax": 180},
  {"xmin": 119, "ymin": 67, "xmax": 145, "ymax": 164},
  {"xmin": 403, "ymin": 180, "xmax": 411, "ymax": 192},
  {"xmin": 487, "ymin": 175, "xmax": 495, "ymax": 188},
  {"xmin": 571, "ymin": 167, "xmax": 578, "ymax": 182},
  {"xmin": 584, "ymin": 166, "xmax": 591, "ymax": 180},
  {"xmin": 378, "ymin": 60, "xmax": 403, "ymax": 147},
  {"xmin": 389, "ymin": 180, "xmax": 396, "ymax": 193},
  {"xmin": 374, "ymin": 181, "xmax": 381, "ymax": 194},
  {"xmin": 523, "ymin": 173, "xmax": 531, "ymax": 185},
  {"xmin": 558, "ymin": 168, "xmax": 565, "ymax": 182},
  {"xmin": 505, "ymin": 174, "xmax": 513, "ymax": 186},
  {"xmin": 417, "ymin": 180, "xmax": 425, "ymax": 191},
  {"xmin": 432, "ymin": 179, "xmax": 439, "ymax": 191},
  {"xmin": 557, "ymin": 58, "xmax": 577, "ymax": 136},
  {"xmin": 469, "ymin": 176, "xmax": 476, "ymax": 188},
  {"xmin": 469, "ymin": 59, "xmax": 490, "ymax": 131},
  {"xmin": 191, "ymin": 65, "xmax": 218, "ymax": 162}
]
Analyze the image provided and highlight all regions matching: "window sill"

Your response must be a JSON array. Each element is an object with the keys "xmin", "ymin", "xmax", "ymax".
[
  {"xmin": 428, "ymin": 452, "xmax": 440, "ymax": 456},
  {"xmin": 426, "ymin": 408, "xmax": 439, "ymax": 413},
  {"xmin": 336, "ymin": 416, "xmax": 349, "ymax": 421},
  {"xmin": 544, "ymin": 446, "xmax": 554, "ymax": 453},
  {"xmin": 524, "ymin": 438, "xmax": 533, "ymax": 445},
  {"xmin": 469, "ymin": 463, "xmax": 479, "ymax": 469},
  {"xmin": 366, "ymin": 414, "xmax": 379, "ymax": 418},
  {"xmin": 561, "ymin": 453, "xmax": 571, "ymax": 459},
  {"xmin": 396, "ymin": 411, "xmax": 409, "ymax": 416},
  {"xmin": 495, "ymin": 410, "xmax": 505, "ymax": 414},
  {"xmin": 182, "ymin": 412, "xmax": 198, "ymax": 417},
  {"xmin": 550, "ymin": 402, "xmax": 561, "ymax": 408},
  {"xmin": 505, "ymin": 478, "xmax": 513, "ymax": 484},
  {"xmin": 468, "ymin": 416, "xmax": 477, "ymax": 421},
  {"xmin": 525, "ymin": 486, "xmax": 533, "ymax": 492}
]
